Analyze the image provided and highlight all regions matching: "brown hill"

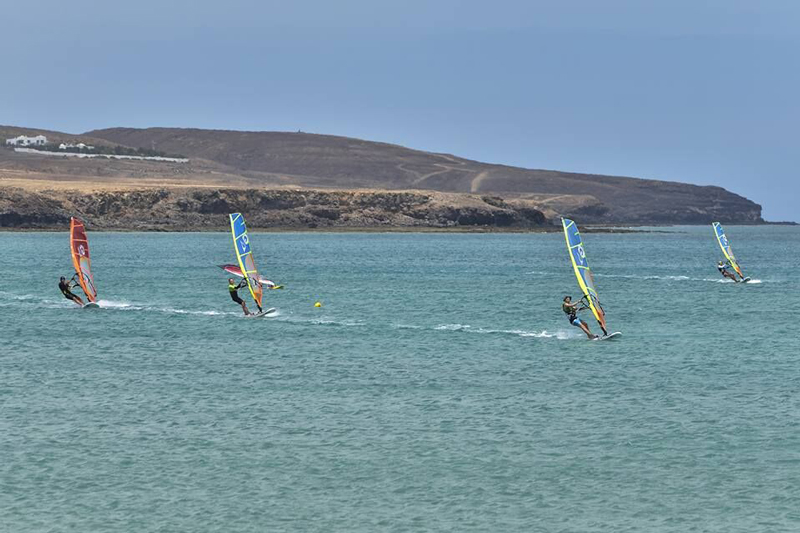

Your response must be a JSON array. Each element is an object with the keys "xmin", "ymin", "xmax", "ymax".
[
  {"xmin": 0, "ymin": 125, "xmax": 763, "ymax": 225},
  {"xmin": 85, "ymin": 127, "xmax": 762, "ymax": 224}
]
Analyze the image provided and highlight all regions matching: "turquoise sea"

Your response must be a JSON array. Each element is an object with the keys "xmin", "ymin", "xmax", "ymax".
[{"xmin": 1, "ymin": 226, "xmax": 799, "ymax": 532}]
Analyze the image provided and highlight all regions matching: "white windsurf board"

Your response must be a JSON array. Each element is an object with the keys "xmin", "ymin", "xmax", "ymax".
[
  {"xmin": 246, "ymin": 308, "xmax": 277, "ymax": 318},
  {"xmin": 595, "ymin": 332, "xmax": 622, "ymax": 341}
]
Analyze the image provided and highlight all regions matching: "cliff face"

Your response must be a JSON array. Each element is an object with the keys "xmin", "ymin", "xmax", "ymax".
[{"xmin": 0, "ymin": 187, "xmax": 547, "ymax": 230}]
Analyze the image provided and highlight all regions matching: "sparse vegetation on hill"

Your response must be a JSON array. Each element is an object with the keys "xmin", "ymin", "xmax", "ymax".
[{"xmin": 87, "ymin": 127, "xmax": 764, "ymax": 224}]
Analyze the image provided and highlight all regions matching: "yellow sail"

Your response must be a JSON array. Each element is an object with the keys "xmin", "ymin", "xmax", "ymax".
[
  {"xmin": 712, "ymin": 222, "xmax": 744, "ymax": 278},
  {"xmin": 562, "ymin": 218, "xmax": 606, "ymax": 330}
]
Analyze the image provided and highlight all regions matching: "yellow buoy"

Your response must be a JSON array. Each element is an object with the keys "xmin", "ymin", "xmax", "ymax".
[{"xmin": 314, "ymin": 301, "xmax": 322, "ymax": 307}]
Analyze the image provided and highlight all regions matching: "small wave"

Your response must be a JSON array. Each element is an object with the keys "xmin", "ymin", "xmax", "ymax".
[
  {"xmin": 9, "ymin": 293, "xmax": 39, "ymax": 301},
  {"xmin": 434, "ymin": 323, "xmax": 471, "ymax": 331},
  {"xmin": 307, "ymin": 318, "xmax": 364, "ymax": 327},
  {"xmin": 598, "ymin": 273, "xmax": 691, "ymax": 281},
  {"xmin": 154, "ymin": 307, "xmax": 233, "ymax": 316},
  {"xmin": 0, "ymin": 292, "xmax": 63, "ymax": 304},
  {"xmin": 274, "ymin": 315, "xmax": 365, "ymax": 327}
]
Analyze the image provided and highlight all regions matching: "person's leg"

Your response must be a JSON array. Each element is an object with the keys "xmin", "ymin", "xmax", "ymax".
[
  {"xmin": 73, "ymin": 295, "xmax": 85, "ymax": 306},
  {"xmin": 241, "ymin": 302, "xmax": 250, "ymax": 315},
  {"xmin": 575, "ymin": 320, "xmax": 593, "ymax": 339}
]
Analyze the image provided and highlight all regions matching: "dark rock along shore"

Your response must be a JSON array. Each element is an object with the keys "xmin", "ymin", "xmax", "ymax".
[{"xmin": 0, "ymin": 187, "xmax": 548, "ymax": 230}]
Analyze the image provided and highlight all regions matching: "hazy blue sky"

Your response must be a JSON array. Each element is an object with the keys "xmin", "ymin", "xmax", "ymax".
[{"xmin": 2, "ymin": 0, "xmax": 797, "ymax": 220}]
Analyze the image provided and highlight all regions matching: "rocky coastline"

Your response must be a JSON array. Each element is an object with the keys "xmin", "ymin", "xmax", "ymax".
[{"xmin": 0, "ymin": 187, "xmax": 549, "ymax": 231}]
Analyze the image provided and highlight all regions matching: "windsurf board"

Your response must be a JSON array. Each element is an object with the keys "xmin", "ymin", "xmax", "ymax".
[{"xmin": 595, "ymin": 332, "xmax": 622, "ymax": 341}]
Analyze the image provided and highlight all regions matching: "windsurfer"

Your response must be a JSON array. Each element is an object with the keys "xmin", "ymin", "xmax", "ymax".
[
  {"xmin": 717, "ymin": 260, "xmax": 739, "ymax": 282},
  {"xmin": 228, "ymin": 278, "xmax": 252, "ymax": 315},
  {"xmin": 59, "ymin": 275, "xmax": 85, "ymax": 306},
  {"xmin": 562, "ymin": 296, "xmax": 598, "ymax": 339}
]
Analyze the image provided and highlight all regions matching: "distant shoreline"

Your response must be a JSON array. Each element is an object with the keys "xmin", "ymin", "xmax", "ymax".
[
  {"xmin": 5, "ymin": 224, "xmax": 795, "ymax": 234},
  {"xmin": 1, "ymin": 124, "xmax": 767, "ymax": 223}
]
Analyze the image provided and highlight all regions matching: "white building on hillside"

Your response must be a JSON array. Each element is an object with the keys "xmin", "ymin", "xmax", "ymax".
[
  {"xmin": 59, "ymin": 142, "xmax": 94, "ymax": 150},
  {"xmin": 6, "ymin": 135, "xmax": 47, "ymax": 146}
]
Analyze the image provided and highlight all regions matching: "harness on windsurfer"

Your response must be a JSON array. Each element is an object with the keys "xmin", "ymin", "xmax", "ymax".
[
  {"xmin": 562, "ymin": 296, "xmax": 598, "ymax": 340},
  {"xmin": 228, "ymin": 278, "xmax": 252, "ymax": 315},
  {"xmin": 59, "ymin": 274, "xmax": 84, "ymax": 306},
  {"xmin": 717, "ymin": 260, "xmax": 739, "ymax": 282}
]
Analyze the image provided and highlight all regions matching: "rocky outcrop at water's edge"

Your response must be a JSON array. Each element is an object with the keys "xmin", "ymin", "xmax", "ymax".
[{"xmin": 0, "ymin": 187, "xmax": 548, "ymax": 230}]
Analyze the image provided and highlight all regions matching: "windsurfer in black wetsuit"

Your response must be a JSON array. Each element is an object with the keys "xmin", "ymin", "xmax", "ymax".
[
  {"xmin": 562, "ymin": 296, "xmax": 598, "ymax": 339},
  {"xmin": 59, "ymin": 275, "xmax": 84, "ymax": 306},
  {"xmin": 228, "ymin": 278, "xmax": 253, "ymax": 315},
  {"xmin": 717, "ymin": 260, "xmax": 739, "ymax": 282}
]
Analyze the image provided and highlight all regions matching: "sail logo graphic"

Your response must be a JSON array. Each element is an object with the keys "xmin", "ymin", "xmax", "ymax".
[
  {"xmin": 238, "ymin": 234, "xmax": 251, "ymax": 254},
  {"xmin": 577, "ymin": 245, "xmax": 585, "ymax": 259},
  {"xmin": 78, "ymin": 244, "xmax": 86, "ymax": 256}
]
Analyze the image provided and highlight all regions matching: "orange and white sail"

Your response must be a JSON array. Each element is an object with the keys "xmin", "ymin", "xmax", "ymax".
[{"xmin": 70, "ymin": 217, "xmax": 97, "ymax": 302}]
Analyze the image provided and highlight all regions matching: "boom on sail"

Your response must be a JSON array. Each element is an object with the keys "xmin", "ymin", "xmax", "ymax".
[{"xmin": 218, "ymin": 264, "xmax": 276, "ymax": 288}]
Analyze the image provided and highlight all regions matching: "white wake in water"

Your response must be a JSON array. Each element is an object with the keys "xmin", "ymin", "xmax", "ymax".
[
  {"xmin": 433, "ymin": 323, "xmax": 572, "ymax": 339},
  {"xmin": 707, "ymin": 278, "xmax": 763, "ymax": 284},
  {"xmin": 87, "ymin": 299, "xmax": 241, "ymax": 317},
  {"xmin": 271, "ymin": 314, "xmax": 365, "ymax": 327},
  {"xmin": 95, "ymin": 299, "xmax": 143, "ymax": 310},
  {"xmin": 596, "ymin": 273, "xmax": 769, "ymax": 284}
]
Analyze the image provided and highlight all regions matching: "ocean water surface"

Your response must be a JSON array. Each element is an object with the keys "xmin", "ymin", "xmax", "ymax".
[{"xmin": 1, "ymin": 226, "xmax": 799, "ymax": 532}]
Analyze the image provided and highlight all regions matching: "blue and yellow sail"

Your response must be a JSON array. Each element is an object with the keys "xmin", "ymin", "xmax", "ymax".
[
  {"xmin": 229, "ymin": 213, "xmax": 263, "ymax": 309},
  {"xmin": 712, "ymin": 222, "xmax": 744, "ymax": 278},
  {"xmin": 562, "ymin": 218, "xmax": 607, "ymax": 331}
]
